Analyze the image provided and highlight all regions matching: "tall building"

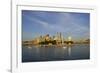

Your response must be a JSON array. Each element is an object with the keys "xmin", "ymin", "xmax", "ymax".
[{"xmin": 68, "ymin": 36, "xmax": 72, "ymax": 41}]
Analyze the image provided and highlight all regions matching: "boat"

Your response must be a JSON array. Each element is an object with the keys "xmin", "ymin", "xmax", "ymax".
[
  {"xmin": 27, "ymin": 46, "xmax": 32, "ymax": 49},
  {"xmin": 63, "ymin": 46, "xmax": 67, "ymax": 49}
]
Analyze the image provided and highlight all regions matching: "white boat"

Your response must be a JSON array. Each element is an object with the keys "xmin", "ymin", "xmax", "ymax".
[
  {"xmin": 28, "ymin": 46, "xmax": 32, "ymax": 49},
  {"xmin": 63, "ymin": 46, "xmax": 67, "ymax": 49}
]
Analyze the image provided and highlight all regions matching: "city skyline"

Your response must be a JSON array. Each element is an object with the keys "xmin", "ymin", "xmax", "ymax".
[{"xmin": 22, "ymin": 10, "xmax": 90, "ymax": 41}]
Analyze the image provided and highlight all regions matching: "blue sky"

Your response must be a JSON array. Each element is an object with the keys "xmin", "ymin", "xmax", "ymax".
[{"xmin": 22, "ymin": 10, "xmax": 90, "ymax": 41}]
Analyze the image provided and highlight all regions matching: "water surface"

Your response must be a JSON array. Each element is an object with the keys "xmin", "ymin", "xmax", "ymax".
[{"xmin": 22, "ymin": 44, "xmax": 90, "ymax": 62}]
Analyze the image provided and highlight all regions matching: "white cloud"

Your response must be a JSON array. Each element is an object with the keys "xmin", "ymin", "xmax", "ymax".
[{"xmin": 23, "ymin": 12, "xmax": 89, "ymax": 39}]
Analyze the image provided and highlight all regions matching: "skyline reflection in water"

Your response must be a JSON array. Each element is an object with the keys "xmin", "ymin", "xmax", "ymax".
[{"xmin": 22, "ymin": 44, "xmax": 90, "ymax": 62}]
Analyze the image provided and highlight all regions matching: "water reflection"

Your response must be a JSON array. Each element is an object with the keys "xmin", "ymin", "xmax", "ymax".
[
  {"xmin": 22, "ymin": 44, "xmax": 90, "ymax": 62},
  {"xmin": 68, "ymin": 46, "xmax": 71, "ymax": 56},
  {"xmin": 60, "ymin": 45, "xmax": 72, "ymax": 57}
]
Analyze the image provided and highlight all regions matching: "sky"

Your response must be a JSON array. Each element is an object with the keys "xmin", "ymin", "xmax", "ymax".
[{"xmin": 22, "ymin": 10, "xmax": 90, "ymax": 41}]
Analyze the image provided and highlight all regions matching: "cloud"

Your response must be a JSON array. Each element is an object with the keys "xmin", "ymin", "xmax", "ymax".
[{"xmin": 22, "ymin": 11, "xmax": 90, "ymax": 40}]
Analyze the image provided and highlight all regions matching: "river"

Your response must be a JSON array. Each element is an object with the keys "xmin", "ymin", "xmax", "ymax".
[{"xmin": 22, "ymin": 44, "xmax": 90, "ymax": 62}]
